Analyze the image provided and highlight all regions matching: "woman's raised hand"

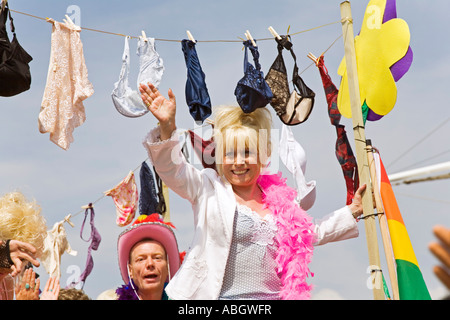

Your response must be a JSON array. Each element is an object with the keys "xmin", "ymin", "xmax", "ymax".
[
  {"xmin": 140, "ymin": 83, "xmax": 177, "ymax": 140},
  {"xmin": 15, "ymin": 268, "xmax": 40, "ymax": 300}
]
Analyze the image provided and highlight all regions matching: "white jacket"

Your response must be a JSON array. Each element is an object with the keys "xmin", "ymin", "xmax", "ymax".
[{"xmin": 143, "ymin": 127, "xmax": 359, "ymax": 300}]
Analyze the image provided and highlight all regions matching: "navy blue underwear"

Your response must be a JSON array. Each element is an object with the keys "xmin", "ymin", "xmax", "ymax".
[{"xmin": 182, "ymin": 39, "xmax": 212, "ymax": 123}]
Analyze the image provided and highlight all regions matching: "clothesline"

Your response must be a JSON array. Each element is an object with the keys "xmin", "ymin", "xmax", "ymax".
[
  {"xmin": 66, "ymin": 120, "xmax": 216, "ymax": 223},
  {"xmin": 10, "ymin": 8, "xmax": 343, "ymax": 78},
  {"xmin": 11, "ymin": 8, "xmax": 341, "ymax": 43},
  {"xmin": 66, "ymin": 159, "xmax": 147, "ymax": 224},
  {"xmin": 9, "ymin": 8, "xmax": 343, "ymax": 228}
]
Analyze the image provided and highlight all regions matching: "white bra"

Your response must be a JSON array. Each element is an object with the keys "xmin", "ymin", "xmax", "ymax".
[
  {"xmin": 111, "ymin": 36, "xmax": 164, "ymax": 118},
  {"xmin": 279, "ymin": 124, "xmax": 316, "ymax": 210}
]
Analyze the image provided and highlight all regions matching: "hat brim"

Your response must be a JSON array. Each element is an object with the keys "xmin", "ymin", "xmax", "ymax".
[{"xmin": 117, "ymin": 222, "xmax": 180, "ymax": 284}]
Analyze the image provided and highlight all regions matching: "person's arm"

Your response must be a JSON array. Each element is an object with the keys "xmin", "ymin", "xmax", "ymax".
[
  {"xmin": 313, "ymin": 184, "xmax": 366, "ymax": 246},
  {"xmin": 0, "ymin": 239, "xmax": 40, "ymax": 277},
  {"xmin": 140, "ymin": 83, "xmax": 177, "ymax": 140},
  {"xmin": 429, "ymin": 225, "xmax": 450, "ymax": 290},
  {"xmin": 347, "ymin": 184, "xmax": 366, "ymax": 220},
  {"xmin": 140, "ymin": 83, "xmax": 207, "ymax": 204}
]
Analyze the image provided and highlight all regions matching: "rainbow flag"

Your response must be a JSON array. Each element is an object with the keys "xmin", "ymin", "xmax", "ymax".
[{"xmin": 374, "ymin": 153, "xmax": 431, "ymax": 300}]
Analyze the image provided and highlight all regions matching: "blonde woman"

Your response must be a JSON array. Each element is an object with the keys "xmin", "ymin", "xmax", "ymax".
[{"xmin": 140, "ymin": 83, "xmax": 366, "ymax": 300}]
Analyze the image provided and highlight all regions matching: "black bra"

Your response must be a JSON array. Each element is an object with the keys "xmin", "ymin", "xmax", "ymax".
[{"xmin": 265, "ymin": 36, "xmax": 315, "ymax": 125}]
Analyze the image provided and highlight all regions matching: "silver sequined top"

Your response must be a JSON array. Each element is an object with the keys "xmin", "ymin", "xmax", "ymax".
[{"xmin": 219, "ymin": 204, "xmax": 281, "ymax": 300}]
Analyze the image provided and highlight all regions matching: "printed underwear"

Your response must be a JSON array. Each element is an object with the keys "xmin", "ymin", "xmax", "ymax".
[{"xmin": 105, "ymin": 171, "xmax": 139, "ymax": 227}]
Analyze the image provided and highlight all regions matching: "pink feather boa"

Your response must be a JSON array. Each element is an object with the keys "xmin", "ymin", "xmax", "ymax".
[{"xmin": 258, "ymin": 172, "xmax": 316, "ymax": 300}]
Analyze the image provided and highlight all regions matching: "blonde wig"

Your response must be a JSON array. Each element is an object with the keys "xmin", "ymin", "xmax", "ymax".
[
  {"xmin": 213, "ymin": 106, "xmax": 272, "ymax": 176},
  {"xmin": 0, "ymin": 192, "xmax": 47, "ymax": 258}
]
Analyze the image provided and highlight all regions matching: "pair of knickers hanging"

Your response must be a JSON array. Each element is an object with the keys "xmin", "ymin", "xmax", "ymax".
[
  {"xmin": 235, "ymin": 40, "xmax": 273, "ymax": 113},
  {"xmin": 265, "ymin": 36, "xmax": 315, "ymax": 125},
  {"xmin": 181, "ymin": 39, "xmax": 211, "ymax": 123},
  {"xmin": 139, "ymin": 161, "xmax": 168, "ymax": 216},
  {"xmin": 41, "ymin": 220, "xmax": 77, "ymax": 279},
  {"xmin": 112, "ymin": 36, "xmax": 164, "ymax": 118},
  {"xmin": 105, "ymin": 171, "xmax": 139, "ymax": 227},
  {"xmin": 39, "ymin": 19, "xmax": 94, "ymax": 150},
  {"xmin": 154, "ymin": 169, "xmax": 167, "ymax": 216},
  {"xmin": 317, "ymin": 56, "xmax": 358, "ymax": 205},
  {"xmin": 0, "ymin": 3, "xmax": 32, "ymax": 97}
]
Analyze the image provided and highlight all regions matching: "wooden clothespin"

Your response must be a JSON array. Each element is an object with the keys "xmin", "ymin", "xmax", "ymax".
[
  {"xmin": 64, "ymin": 214, "xmax": 75, "ymax": 228},
  {"xmin": 245, "ymin": 30, "xmax": 257, "ymax": 47},
  {"xmin": 81, "ymin": 203, "xmax": 93, "ymax": 210},
  {"xmin": 141, "ymin": 30, "xmax": 148, "ymax": 42},
  {"xmin": 268, "ymin": 26, "xmax": 282, "ymax": 40},
  {"xmin": 186, "ymin": 30, "xmax": 196, "ymax": 43},
  {"xmin": 1, "ymin": 0, "xmax": 7, "ymax": 13},
  {"xmin": 307, "ymin": 52, "xmax": 319, "ymax": 66}
]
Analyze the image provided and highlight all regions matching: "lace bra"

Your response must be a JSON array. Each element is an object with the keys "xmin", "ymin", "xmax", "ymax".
[
  {"xmin": 236, "ymin": 203, "xmax": 277, "ymax": 246},
  {"xmin": 234, "ymin": 40, "xmax": 273, "ymax": 114},
  {"xmin": 219, "ymin": 204, "xmax": 281, "ymax": 300},
  {"xmin": 265, "ymin": 36, "xmax": 315, "ymax": 126}
]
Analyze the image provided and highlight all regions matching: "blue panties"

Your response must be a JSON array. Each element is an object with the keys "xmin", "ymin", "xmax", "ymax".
[{"xmin": 182, "ymin": 39, "xmax": 212, "ymax": 124}]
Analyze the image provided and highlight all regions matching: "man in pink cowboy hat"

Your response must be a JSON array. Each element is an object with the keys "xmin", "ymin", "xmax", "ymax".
[{"xmin": 115, "ymin": 214, "xmax": 181, "ymax": 300}]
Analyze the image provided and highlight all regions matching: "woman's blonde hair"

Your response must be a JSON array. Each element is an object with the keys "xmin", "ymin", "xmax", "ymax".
[
  {"xmin": 213, "ymin": 106, "xmax": 272, "ymax": 176},
  {"xmin": 0, "ymin": 192, "xmax": 47, "ymax": 258}
]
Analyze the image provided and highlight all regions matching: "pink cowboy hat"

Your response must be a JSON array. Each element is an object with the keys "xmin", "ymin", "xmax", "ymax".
[{"xmin": 117, "ymin": 214, "xmax": 181, "ymax": 284}]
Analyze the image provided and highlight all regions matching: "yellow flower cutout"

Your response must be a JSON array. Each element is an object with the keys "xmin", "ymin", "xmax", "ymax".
[{"xmin": 337, "ymin": 0, "xmax": 410, "ymax": 118}]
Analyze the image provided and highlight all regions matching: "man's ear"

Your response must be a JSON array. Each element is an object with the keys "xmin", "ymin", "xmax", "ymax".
[{"xmin": 127, "ymin": 264, "xmax": 133, "ymax": 280}]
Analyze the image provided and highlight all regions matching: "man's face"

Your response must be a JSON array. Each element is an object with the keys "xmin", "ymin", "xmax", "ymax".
[{"xmin": 128, "ymin": 240, "xmax": 168, "ymax": 299}]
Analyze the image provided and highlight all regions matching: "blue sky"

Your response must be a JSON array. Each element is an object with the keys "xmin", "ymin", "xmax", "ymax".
[{"xmin": 1, "ymin": 0, "xmax": 449, "ymax": 300}]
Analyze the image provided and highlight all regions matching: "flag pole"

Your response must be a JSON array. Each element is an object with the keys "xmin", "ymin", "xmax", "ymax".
[
  {"xmin": 366, "ymin": 140, "xmax": 400, "ymax": 300},
  {"xmin": 162, "ymin": 182, "xmax": 171, "ymax": 222},
  {"xmin": 340, "ymin": 1, "xmax": 384, "ymax": 300}
]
